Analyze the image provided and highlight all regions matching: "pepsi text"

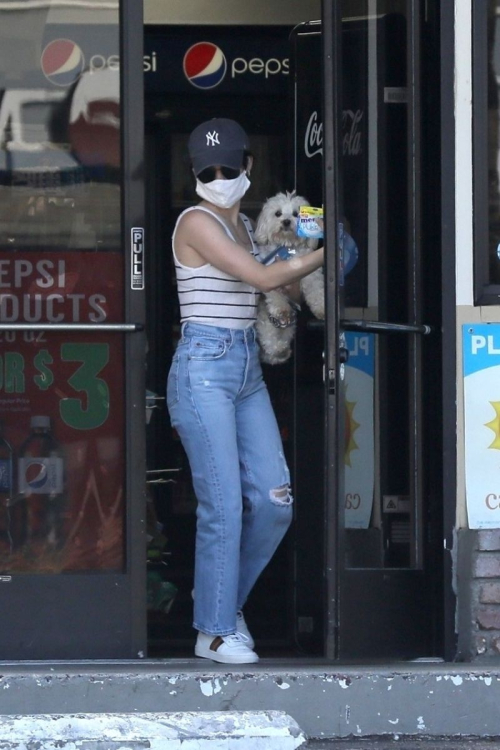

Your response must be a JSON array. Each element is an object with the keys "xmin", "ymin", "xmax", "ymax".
[{"xmin": 89, "ymin": 52, "xmax": 158, "ymax": 74}]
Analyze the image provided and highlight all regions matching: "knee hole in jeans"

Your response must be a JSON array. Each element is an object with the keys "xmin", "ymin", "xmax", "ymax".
[{"xmin": 269, "ymin": 484, "xmax": 293, "ymax": 506}]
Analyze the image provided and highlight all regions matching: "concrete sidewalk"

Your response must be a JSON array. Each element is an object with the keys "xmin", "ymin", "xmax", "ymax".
[
  {"xmin": 305, "ymin": 744, "xmax": 500, "ymax": 749},
  {"xmin": 0, "ymin": 711, "xmax": 306, "ymax": 749}
]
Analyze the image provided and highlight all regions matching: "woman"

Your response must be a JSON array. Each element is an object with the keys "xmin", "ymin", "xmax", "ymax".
[{"xmin": 167, "ymin": 118, "xmax": 324, "ymax": 664}]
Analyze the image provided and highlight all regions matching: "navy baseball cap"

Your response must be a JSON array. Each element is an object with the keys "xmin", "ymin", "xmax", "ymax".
[{"xmin": 188, "ymin": 118, "xmax": 250, "ymax": 175}]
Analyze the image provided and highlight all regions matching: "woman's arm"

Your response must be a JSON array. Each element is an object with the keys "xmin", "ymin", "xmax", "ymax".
[
  {"xmin": 276, "ymin": 257, "xmax": 301, "ymax": 303},
  {"xmin": 177, "ymin": 211, "xmax": 324, "ymax": 294}
]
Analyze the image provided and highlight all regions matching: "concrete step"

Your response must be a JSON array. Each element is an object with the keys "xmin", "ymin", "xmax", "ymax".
[
  {"xmin": 305, "ymin": 744, "xmax": 500, "ymax": 749},
  {"xmin": 2, "ymin": 660, "xmax": 500, "ymax": 741},
  {"xmin": 0, "ymin": 710, "xmax": 306, "ymax": 749}
]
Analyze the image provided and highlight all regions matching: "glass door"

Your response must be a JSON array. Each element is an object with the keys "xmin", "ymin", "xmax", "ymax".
[
  {"xmin": 0, "ymin": 0, "xmax": 146, "ymax": 659},
  {"xmin": 293, "ymin": 0, "xmax": 442, "ymax": 659}
]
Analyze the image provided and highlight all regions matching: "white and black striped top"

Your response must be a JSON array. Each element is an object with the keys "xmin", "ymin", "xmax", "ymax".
[{"xmin": 172, "ymin": 206, "xmax": 260, "ymax": 329}]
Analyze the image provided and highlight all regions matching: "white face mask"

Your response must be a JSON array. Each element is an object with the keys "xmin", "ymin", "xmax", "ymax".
[{"xmin": 195, "ymin": 171, "xmax": 251, "ymax": 209}]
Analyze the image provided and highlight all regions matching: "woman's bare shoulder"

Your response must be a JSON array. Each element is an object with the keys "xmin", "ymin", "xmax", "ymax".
[
  {"xmin": 178, "ymin": 206, "xmax": 224, "ymax": 233},
  {"xmin": 174, "ymin": 207, "xmax": 234, "ymax": 268}
]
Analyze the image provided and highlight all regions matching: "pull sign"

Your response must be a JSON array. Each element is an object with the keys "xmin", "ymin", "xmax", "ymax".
[{"xmin": 131, "ymin": 227, "xmax": 145, "ymax": 290}]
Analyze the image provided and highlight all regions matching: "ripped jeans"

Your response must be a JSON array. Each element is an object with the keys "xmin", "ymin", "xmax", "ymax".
[{"xmin": 167, "ymin": 322, "xmax": 293, "ymax": 636}]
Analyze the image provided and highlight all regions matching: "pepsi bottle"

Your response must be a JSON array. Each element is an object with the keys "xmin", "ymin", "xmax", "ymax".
[{"xmin": 18, "ymin": 416, "xmax": 66, "ymax": 549}]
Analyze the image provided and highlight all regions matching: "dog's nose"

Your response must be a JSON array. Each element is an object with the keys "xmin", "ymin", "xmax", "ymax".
[{"xmin": 282, "ymin": 218, "xmax": 292, "ymax": 228}]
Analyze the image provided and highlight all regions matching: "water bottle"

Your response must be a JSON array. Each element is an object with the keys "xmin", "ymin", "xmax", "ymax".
[{"xmin": 18, "ymin": 416, "xmax": 66, "ymax": 549}]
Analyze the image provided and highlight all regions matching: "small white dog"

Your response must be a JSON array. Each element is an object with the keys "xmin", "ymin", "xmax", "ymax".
[{"xmin": 254, "ymin": 191, "xmax": 325, "ymax": 365}]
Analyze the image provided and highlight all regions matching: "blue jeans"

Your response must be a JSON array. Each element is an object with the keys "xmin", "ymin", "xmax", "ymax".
[{"xmin": 167, "ymin": 322, "xmax": 293, "ymax": 636}]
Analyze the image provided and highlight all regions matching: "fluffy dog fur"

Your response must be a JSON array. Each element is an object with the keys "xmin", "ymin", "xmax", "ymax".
[{"xmin": 255, "ymin": 191, "xmax": 325, "ymax": 365}]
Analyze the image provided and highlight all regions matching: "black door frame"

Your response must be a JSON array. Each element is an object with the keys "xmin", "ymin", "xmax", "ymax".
[
  {"xmin": 440, "ymin": 0, "xmax": 457, "ymax": 662},
  {"xmin": 321, "ymin": 0, "xmax": 456, "ymax": 660},
  {"xmin": 0, "ymin": 0, "xmax": 147, "ymax": 660},
  {"xmin": 321, "ymin": 0, "xmax": 343, "ymax": 661},
  {"xmin": 122, "ymin": 0, "xmax": 148, "ymax": 659}
]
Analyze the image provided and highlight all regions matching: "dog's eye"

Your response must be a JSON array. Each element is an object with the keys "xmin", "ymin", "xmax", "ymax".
[
  {"xmin": 292, "ymin": 210, "xmax": 298, "ymax": 217},
  {"xmin": 275, "ymin": 210, "xmax": 282, "ymax": 218}
]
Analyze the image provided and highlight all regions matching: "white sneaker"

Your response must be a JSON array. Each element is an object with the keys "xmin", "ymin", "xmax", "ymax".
[
  {"xmin": 191, "ymin": 590, "xmax": 255, "ymax": 651},
  {"xmin": 236, "ymin": 610, "xmax": 255, "ymax": 650},
  {"xmin": 195, "ymin": 631, "xmax": 259, "ymax": 664}
]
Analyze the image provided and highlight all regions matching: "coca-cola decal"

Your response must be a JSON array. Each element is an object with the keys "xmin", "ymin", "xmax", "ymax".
[
  {"xmin": 304, "ymin": 110, "xmax": 323, "ymax": 158},
  {"xmin": 342, "ymin": 109, "xmax": 363, "ymax": 156},
  {"xmin": 304, "ymin": 108, "xmax": 364, "ymax": 158}
]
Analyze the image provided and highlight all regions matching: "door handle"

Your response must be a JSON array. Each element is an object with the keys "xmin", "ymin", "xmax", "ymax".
[
  {"xmin": 339, "ymin": 346, "xmax": 349, "ymax": 363},
  {"xmin": 307, "ymin": 320, "xmax": 431, "ymax": 335},
  {"xmin": 146, "ymin": 468, "xmax": 182, "ymax": 485},
  {"xmin": 341, "ymin": 319, "xmax": 432, "ymax": 335},
  {"xmin": 0, "ymin": 323, "xmax": 143, "ymax": 332},
  {"xmin": 146, "ymin": 468, "xmax": 182, "ymax": 475}
]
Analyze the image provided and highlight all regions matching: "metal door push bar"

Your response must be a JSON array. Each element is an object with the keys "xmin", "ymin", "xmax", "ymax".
[
  {"xmin": 0, "ymin": 323, "xmax": 143, "ymax": 332},
  {"xmin": 308, "ymin": 319, "xmax": 432, "ymax": 335}
]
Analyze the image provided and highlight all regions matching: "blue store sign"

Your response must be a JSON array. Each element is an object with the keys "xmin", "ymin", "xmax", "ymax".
[
  {"xmin": 0, "ymin": 25, "xmax": 290, "ymax": 96},
  {"xmin": 144, "ymin": 28, "xmax": 291, "ymax": 95},
  {"xmin": 463, "ymin": 324, "xmax": 500, "ymax": 529}
]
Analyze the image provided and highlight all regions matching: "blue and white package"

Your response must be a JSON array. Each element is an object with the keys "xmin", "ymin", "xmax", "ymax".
[{"xmin": 296, "ymin": 206, "xmax": 324, "ymax": 239}]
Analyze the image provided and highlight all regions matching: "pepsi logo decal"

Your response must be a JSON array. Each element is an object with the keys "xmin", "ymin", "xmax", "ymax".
[
  {"xmin": 41, "ymin": 39, "xmax": 85, "ymax": 87},
  {"xmin": 25, "ymin": 461, "xmax": 48, "ymax": 490},
  {"xmin": 183, "ymin": 42, "xmax": 227, "ymax": 90}
]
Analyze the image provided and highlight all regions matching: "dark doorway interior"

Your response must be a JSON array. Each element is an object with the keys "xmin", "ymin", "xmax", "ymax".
[
  {"xmin": 143, "ymin": 25, "xmax": 297, "ymax": 656},
  {"xmin": 143, "ymin": 6, "xmax": 443, "ymax": 661}
]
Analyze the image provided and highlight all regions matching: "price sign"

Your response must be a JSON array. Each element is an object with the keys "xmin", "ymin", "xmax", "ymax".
[{"xmin": 0, "ymin": 252, "xmax": 125, "ymax": 572}]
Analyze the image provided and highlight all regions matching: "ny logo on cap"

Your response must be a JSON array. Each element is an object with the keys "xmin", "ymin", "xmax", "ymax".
[{"xmin": 206, "ymin": 131, "xmax": 220, "ymax": 146}]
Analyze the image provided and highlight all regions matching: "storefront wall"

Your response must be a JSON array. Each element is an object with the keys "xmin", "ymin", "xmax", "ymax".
[
  {"xmin": 1, "ymin": 0, "xmax": 500, "ymax": 732},
  {"xmin": 454, "ymin": 0, "xmax": 500, "ymax": 660},
  {"xmin": 0, "ymin": 0, "xmax": 475, "ymax": 662},
  {"xmin": 3, "ymin": 1, "xmax": 500, "ymax": 745}
]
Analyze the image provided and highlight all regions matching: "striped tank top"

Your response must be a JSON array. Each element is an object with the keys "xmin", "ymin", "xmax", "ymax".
[{"xmin": 172, "ymin": 206, "xmax": 260, "ymax": 329}]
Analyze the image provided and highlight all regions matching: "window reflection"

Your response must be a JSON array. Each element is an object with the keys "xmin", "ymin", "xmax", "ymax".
[
  {"xmin": 0, "ymin": 1, "xmax": 125, "ymax": 574},
  {"xmin": 0, "ymin": 3, "xmax": 121, "ymax": 251}
]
